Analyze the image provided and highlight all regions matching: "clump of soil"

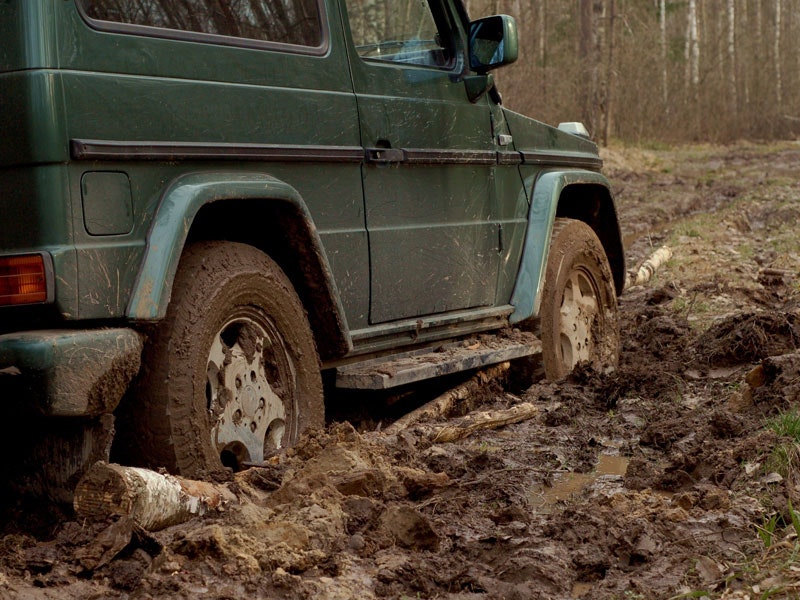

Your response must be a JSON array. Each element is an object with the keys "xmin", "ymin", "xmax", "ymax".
[{"xmin": 694, "ymin": 311, "xmax": 800, "ymax": 367}]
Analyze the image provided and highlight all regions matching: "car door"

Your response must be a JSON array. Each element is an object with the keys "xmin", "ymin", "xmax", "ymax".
[{"xmin": 342, "ymin": 0, "xmax": 500, "ymax": 325}]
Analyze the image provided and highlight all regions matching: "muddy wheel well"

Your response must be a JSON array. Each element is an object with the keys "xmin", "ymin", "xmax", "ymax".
[
  {"xmin": 185, "ymin": 199, "xmax": 349, "ymax": 361},
  {"xmin": 556, "ymin": 184, "xmax": 625, "ymax": 295}
]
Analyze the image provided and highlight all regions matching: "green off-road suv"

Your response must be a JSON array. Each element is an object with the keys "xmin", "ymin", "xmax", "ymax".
[{"xmin": 0, "ymin": 0, "xmax": 624, "ymax": 497}]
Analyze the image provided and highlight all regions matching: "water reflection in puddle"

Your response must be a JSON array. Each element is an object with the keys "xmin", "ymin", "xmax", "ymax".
[
  {"xmin": 571, "ymin": 581, "xmax": 594, "ymax": 598},
  {"xmin": 528, "ymin": 454, "xmax": 630, "ymax": 512}
]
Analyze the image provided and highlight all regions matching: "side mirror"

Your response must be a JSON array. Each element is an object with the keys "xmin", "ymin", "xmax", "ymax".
[{"xmin": 468, "ymin": 15, "xmax": 518, "ymax": 73}]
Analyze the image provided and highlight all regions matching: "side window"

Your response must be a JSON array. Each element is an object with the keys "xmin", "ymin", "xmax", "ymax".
[
  {"xmin": 345, "ymin": 0, "xmax": 453, "ymax": 68},
  {"xmin": 79, "ymin": 0, "xmax": 323, "ymax": 48}
]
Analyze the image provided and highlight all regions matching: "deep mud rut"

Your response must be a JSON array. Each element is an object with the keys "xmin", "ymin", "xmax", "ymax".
[{"xmin": 2, "ymin": 142, "xmax": 800, "ymax": 599}]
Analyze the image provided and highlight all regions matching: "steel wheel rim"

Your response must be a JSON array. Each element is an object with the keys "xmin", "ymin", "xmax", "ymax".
[
  {"xmin": 558, "ymin": 267, "xmax": 600, "ymax": 371},
  {"xmin": 206, "ymin": 308, "xmax": 294, "ymax": 468}
]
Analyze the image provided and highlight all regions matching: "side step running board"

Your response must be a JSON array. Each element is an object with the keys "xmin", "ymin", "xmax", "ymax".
[{"xmin": 335, "ymin": 333, "xmax": 541, "ymax": 390}]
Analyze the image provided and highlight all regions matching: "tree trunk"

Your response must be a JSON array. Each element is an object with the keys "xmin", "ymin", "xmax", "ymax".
[
  {"xmin": 689, "ymin": 0, "xmax": 700, "ymax": 88},
  {"xmin": 427, "ymin": 403, "xmax": 539, "ymax": 443},
  {"xmin": 602, "ymin": 0, "xmax": 616, "ymax": 145},
  {"xmin": 660, "ymin": 0, "xmax": 668, "ymax": 108},
  {"xmin": 383, "ymin": 363, "xmax": 510, "ymax": 435},
  {"xmin": 579, "ymin": 0, "xmax": 596, "ymax": 133},
  {"xmin": 539, "ymin": 0, "xmax": 547, "ymax": 96},
  {"xmin": 775, "ymin": 0, "xmax": 782, "ymax": 109},
  {"xmin": 624, "ymin": 246, "xmax": 674, "ymax": 290},
  {"xmin": 728, "ymin": 0, "xmax": 737, "ymax": 108}
]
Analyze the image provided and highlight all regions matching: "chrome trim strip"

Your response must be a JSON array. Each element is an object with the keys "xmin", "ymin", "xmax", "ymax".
[{"xmin": 71, "ymin": 140, "xmax": 364, "ymax": 163}]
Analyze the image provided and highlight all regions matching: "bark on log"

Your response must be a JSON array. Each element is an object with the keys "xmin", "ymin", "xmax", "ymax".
[
  {"xmin": 428, "ymin": 402, "xmax": 539, "ymax": 443},
  {"xmin": 624, "ymin": 246, "xmax": 673, "ymax": 290},
  {"xmin": 431, "ymin": 402, "xmax": 539, "ymax": 443},
  {"xmin": 74, "ymin": 461, "xmax": 236, "ymax": 531},
  {"xmin": 382, "ymin": 363, "xmax": 510, "ymax": 436}
]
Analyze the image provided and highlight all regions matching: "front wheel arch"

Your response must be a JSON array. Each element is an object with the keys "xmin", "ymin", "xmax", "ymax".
[
  {"xmin": 509, "ymin": 171, "xmax": 624, "ymax": 326},
  {"xmin": 555, "ymin": 183, "xmax": 625, "ymax": 295}
]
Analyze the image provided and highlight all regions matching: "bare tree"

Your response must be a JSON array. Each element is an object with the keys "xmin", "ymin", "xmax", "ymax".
[
  {"xmin": 602, "ymin": 0, "xmax": 616, "ymax": 145},
  {"xmin": 775, "ymin": 0, "xmax": 782, "ymax": 109},
  {"xmin": 725, "ymin": 0, "xmax": 736, "ymax": 111},
  {"xmin": 659, "ymin": 0, "xmax": 668, "ymax": 108},
  {"xmin": 578, "ymin": 0, "xmax": 595, "ymax": 132},
  {"xmin": 686, "ymin": 0, "xmax": 699, "ymax": 90}
]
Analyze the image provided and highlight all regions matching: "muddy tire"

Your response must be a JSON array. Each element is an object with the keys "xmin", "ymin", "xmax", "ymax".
[
  {"xmin": 539, "ymin": 218, "xmax": 619, "ymax": 380},
  {"xmin": 118, "ymin": 241, "xmax": 323, "ymax": 477}
]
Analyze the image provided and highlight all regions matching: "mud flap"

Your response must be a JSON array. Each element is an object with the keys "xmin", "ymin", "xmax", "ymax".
[
  {"xmin": 0, "ymin": 413, "xmax": 116, "ymax": 512},
  {"xmin": 0, "ymin": 328, "xmax": 142, "ymax": 513}
]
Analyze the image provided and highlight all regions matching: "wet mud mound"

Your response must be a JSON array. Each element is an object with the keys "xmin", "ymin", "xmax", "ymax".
[
  {"xmin": 735, "ymin": 352, "xmax": 800, "ymax": 415},
  {"xmin": 599, "ymin": 294, "xmax": 694, "ymax": 405},
  {"xmin": 694, "ymin": 311, "xmax": 800, "ymax": 366}
]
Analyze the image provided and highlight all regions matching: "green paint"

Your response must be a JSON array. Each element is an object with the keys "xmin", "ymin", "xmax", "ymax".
[{"xmin": 0, "ymin": 0, "xmax": 622, "ymax": 404}]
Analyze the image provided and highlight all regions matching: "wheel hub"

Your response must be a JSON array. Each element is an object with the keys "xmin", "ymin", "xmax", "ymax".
[
  {"xmin": 207, "ymin": 317, "xmax": 287, "ymax": 467},
  {"xmin": 559, "ymin": 270, "xmax": 599, "ymax": 370}
]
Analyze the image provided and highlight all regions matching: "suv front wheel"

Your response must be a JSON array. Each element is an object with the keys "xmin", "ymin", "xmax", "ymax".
[
  {"xmin": 539, "ymin": 218, "xmax": 620, "ymax": 380},
  {"xmin": 117, "ymin": 241, "xmax": 324, "ymax": 477}
]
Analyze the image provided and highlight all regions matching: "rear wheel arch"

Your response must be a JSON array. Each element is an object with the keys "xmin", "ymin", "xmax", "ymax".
[
  {"xmin": 187, "ymin": 198, "xmax": 351, "ymax": 361},
  {"xmin": 126, "ymin": 173, "xmax": 351, "ymax": 361},
  {"xmin": 115, "ymin": 241, "xmax": 325, "ymax": 476}
]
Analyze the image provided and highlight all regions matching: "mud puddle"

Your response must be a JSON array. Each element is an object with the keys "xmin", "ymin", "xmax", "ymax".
[{"xmin": 528, "ymin": 453, "xmax": 630, "ymax": 512}]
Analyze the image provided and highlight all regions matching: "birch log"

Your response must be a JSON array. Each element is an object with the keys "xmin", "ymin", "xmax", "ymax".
[
  {"xmin": 624, "ymin": 246, "xmax": 673, "ymax": 290},
  {"xmin": 74, "ymin": 461, "xmax": 236, "ymax": 531}
]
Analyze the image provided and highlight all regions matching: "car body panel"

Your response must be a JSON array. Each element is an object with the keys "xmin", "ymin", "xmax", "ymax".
[
  {"xmin": 342, "ymin": 0, "xmax": 502, "ymax": 324},
  {"xmin": 0, "ymin": 0, "xmax": 623, "ymax": 414}
]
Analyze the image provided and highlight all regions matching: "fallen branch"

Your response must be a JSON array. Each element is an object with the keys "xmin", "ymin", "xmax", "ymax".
[
  {"xmin": 624, "ymin": 245, "xmax": 673, "ymax": 290},
  {"xmin": 429, "ymin": 402, "xmax": 539, "ymax": 443},
  {"xmin": 74, "ymin": 461, "xmax": 236, "ymax": 531},
  {"xmin": 383, "ymin": 362, "xmax": 510, "ymax": 436}
]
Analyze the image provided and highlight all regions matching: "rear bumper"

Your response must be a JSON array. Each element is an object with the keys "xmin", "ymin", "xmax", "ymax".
[{"xmin": 0, "ymin": 328, "xmax": 143, "ymax": 417}]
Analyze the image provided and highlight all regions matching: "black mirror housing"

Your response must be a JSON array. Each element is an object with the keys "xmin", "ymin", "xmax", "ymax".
[{"xmin": 468, "ymin": 15, "xmax": 519, "ymax": 73}]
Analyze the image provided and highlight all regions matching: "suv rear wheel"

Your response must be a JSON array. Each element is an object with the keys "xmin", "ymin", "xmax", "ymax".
[
  {"xmin": 118, "ymin": 241, "xmax": 323, "ymax": 477},
  {"xmin": 539, "ymin": 218, "xmax": 619, "ymax": 380}
]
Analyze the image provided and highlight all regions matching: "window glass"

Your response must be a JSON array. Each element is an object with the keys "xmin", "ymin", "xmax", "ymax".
[
  {"xmin": 345, "ymin": 0, "xmax": 452, "ymax": 68},
  {"xmin": 80, "ymin": 0, "xmax": 323, "ymax": 48}
]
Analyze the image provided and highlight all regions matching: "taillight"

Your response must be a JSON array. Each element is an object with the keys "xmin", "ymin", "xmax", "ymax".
[{"xmin": 0, "ymin": 254, "xmax": 49, "ymax": 306}]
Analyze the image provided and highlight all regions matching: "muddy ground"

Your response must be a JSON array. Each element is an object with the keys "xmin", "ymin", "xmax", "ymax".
[{"xmin": 2, "ymin": 142, "xmax": 800, "ymax": 599}]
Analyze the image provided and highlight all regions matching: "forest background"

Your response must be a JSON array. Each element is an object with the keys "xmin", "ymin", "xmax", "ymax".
[{"xmin": 467, "ymin": 0, "xmax": 799, "ymax": 144}]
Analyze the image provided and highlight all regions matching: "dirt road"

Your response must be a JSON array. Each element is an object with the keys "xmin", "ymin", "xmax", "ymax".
[{"xmin": 1, "ymin": 143, "xmax": 799, "ymax": 599}]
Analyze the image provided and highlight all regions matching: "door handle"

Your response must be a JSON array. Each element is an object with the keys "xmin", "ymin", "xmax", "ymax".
[{"xmin": 366, "ymin": 147, "xmax": 405, "ymax": 163}]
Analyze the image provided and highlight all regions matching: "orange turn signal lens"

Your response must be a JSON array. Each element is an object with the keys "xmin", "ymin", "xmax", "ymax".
[{"xmin": 0, "ymin": 254, "xmax": 48, "ymax": 306}]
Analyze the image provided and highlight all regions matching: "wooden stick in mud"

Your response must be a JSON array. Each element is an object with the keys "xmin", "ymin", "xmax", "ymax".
[
  {"xmin": 74, "ymin": 461, "xmax": 236, "ymax": 531},
  {"xmin": 624, "ymin": 245, "xmax": 673, "ymax": 290},
  {"xmin": 382, "ymin": 362, "xmax": 510, "ymax": 436},
  {"xmin": 429, "ymin": 402, "xmax": 539, "ymax": 443}
]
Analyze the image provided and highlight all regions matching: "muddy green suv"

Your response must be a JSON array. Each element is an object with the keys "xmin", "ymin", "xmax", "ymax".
[{"xmin": 0, "ymin": 0, "xmax": 624, "ymax": 490}]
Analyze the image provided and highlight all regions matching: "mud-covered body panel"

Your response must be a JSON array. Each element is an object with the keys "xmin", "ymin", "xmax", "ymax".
[{"xmin": 0, "ymin": 0, "xmax": 622, "ymax": 415}]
